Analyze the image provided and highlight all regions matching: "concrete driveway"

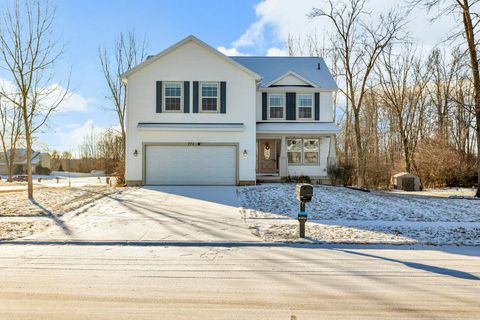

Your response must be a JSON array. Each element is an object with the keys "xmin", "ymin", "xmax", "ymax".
[{"xmin": 23, "ymin": 186, "xmax": 258, "ymax": 242}]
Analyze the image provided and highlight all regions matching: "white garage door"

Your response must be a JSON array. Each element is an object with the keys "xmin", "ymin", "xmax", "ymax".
[{"xmin": 145, "ymin": 145, "xmax": 237, "ymax": 185}]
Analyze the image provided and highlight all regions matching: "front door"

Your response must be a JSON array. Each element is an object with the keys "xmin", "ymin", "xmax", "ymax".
[{"xmin": 258, "ymin": 140, "xmax": 277, "ymax": 173}]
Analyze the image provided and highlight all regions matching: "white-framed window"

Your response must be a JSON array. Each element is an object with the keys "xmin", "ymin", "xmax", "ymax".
[
  {"xmin": 200, "ymin": 82, "xmax": 219, "ymax": 112},
  {"xmin": 268, "ymin": 94, "xmax": 285, "ymax": 119},
  {"xmin": 164, "ymin": 82, "xmax": 183, "ymax": 112},
  {"xmin": 286, "ymin": 138, "xmax": 320, "ymax": 165},
  {"xmin": 297, "ymin": 94, "xmax": 313, "ymax": 119}
]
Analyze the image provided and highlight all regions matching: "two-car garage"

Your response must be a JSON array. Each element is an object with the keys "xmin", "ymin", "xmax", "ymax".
[{"xmin": 144, "ymin": 144, "xmax": 238, "ymax": 185}]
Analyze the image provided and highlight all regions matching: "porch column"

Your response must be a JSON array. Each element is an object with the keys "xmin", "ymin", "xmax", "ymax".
[
  {"xmin": 279, "ymin": 136, "xmax": 288, "ymax": 177},
  {"xmin": 327, "ymin": 135, "xmax": 338, "ymax": 167}
]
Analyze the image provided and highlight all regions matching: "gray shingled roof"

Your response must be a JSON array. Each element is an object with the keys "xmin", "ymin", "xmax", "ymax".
[{"xmin": 231, "ymin": 56, "xmax": 338, "ymax": 90}]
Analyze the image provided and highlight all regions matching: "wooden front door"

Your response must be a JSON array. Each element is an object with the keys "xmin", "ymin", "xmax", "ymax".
[{"xmin": 258, "ymin": 140, "xmax": 277, "ymax": 173}]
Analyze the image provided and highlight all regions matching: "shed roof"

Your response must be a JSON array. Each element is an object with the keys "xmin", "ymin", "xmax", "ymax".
[{"xmin": 392, "ymin": 172, "xmax": 419, "ymax": 178}]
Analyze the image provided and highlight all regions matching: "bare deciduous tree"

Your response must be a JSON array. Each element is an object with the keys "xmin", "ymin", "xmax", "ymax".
[
  {"xmin": 426, "ymin": 48, "xmax": 461, "ymax": 141},
  {"xmin": 0, "ymin": 95, "xmax": 23, "ymax": 181},
  {"xmin": 0, "ymin": 0, "xmax": 69, "ymax": 199},
  {"xmin": 376, "ymin": 44, "xmax": 429, "ymax": 173},
  {"xmin": 412, "ymin": 0, "xmax": 480, "ymax": 196},
  {"xmin": 99, "ymin": 31, "xmax": 147, "ymax": 185},
  {"xmin": 310, "ymin": 0, "xmax": 406, "ymax": 187}
]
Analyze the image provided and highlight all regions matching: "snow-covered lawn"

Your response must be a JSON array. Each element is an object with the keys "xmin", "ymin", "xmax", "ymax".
[
  {"xmin": 0, "ymin": 186, "xmax": 121, "ymax": 217},
  {"xmin": 0, "ymin": 186, "xmax": 123, "ymax": 240},
  {"xmin": 0, "ymin": 175, "xmax": 112, "ymax": 192},
  {"xmin": 390, "ymin": 187, "xmax": 477, "ymax": 198},
  {"xmin": 0, "ymin": 221, "xmax": 52, "ymax": 240},
  {"xmin": 238, "ymin": 184, "xmax": 480, "ymax": 245}
]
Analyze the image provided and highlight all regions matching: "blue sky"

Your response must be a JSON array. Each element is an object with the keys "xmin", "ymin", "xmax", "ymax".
[
  {"xmin": 0, "ymin": 0, "xmax": 456, "ymax": 155},
  {"xmin": 41, "ymin": 0, "xmax": 259, "ymax": 154}
]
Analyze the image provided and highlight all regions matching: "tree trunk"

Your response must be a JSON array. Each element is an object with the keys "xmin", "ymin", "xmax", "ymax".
[
  {"xmin": 477, "ymin": 120, "xmax": 480, "ymax": 197},
  {"xmin": 26, "ymin": 133, "xmax": 33, "ymax": 199},
  {"xmin": 7, "ymin": 153, "xmax": 14, "ymax": 182},
  {"xmin": 461, "ymin": 0, "xmax": 480, "ymax": 197},
  {"xmin": 353, "ymin": 108, "xmax": 365, "ymax": 187}
]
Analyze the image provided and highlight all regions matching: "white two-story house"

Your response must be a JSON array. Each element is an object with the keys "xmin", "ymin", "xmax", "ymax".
[{"xmin": 122, "ymin": 36, "xmax": 338, "ymax": 186}]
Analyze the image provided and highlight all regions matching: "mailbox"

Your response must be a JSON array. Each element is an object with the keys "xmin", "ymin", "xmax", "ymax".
[
  {"xmin": 296, "ymin": 183, "xmax": 314, "ymax": 202},
  {"xmin": 296, "ymin": 183, "xmax": 313, "ymax": 238}
]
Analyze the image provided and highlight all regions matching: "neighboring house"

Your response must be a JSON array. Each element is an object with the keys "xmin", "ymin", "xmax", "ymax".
[
  {"xmin": 0, "ymin": 149, "xmax": 51, "ymax": 175},
  {"xmin": 122, "ymin": 35, "xmax": 338, "ymax": 186}
]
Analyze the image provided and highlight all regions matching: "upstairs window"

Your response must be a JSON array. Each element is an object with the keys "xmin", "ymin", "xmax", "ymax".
[
  {"xmin": 164, "ymin": 82, "xmax": 182, "ymax": 112},
  {"xmin": 298, "ymin": 94, "xmax": 313, "ymax": 119},
  {"xmin": 201, "ymin": 82, "xmax": 219, "ymax": 112},
  {"xmin": 268, "ymin": 94, "xmax": 284, "ymax": 119}
]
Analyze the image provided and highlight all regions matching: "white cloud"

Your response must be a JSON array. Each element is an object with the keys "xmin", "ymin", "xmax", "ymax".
[
  {"xmin": 52, "ymin": 119, "xmax": 95, "ymax": 153},
  {"xmin": 51, "ymin": 119, "xmax": 115, "ymax": 154},
  {"xmin": 227, "ymin": 0, "xmax": 458, "ymax": 55},
  {"xmin": 46, "ymin": 84, "xmax": 90, "ymax": 113},
  {"xmin": 0, "ymin": 77, "xmax": 90, "ymax": 113},
  {"xmin": 217, "ymin": 46, "xmax": 250, "ymax": 56},
  {"xmin": 233, "ymin": 0, "xmax": 321, "ymax": 50},
  {"xmin": 266, "ymin": 47, "xmax": 288, "ymax": 56}
]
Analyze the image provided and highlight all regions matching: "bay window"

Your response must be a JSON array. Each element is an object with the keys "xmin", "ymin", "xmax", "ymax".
[{"xmin": 287, "ymin": 138, "xmax": 320, "ymax": 164}]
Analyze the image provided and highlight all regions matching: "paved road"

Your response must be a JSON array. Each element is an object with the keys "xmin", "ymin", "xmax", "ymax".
[
  {"xmin": 0, "ymin": 244, "xmax": 479, "ymax": 319},
  {"xmin": 2, "ymin": 187, "xmax": 479, "ymax": 319}
]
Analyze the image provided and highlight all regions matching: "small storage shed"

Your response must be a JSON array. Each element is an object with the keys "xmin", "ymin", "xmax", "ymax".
[{"xmin": 391, "ymin": 172, "xmax": 421, "ymax": 191}]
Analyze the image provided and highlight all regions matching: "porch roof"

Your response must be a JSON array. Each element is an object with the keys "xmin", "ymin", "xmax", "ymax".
[{"xmin": 256, "ymin": 122, "xmax": 339, "ymax": 135}]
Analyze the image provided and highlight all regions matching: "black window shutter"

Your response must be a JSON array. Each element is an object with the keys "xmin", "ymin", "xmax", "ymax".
[
  {"xmin": 156, "ymin": 81, "xmax": 162, "ymax": 113},
  {"xmin": 262, "ymin": 92, "xmax": 267, "ymax": 120},
  {"xmin": 286, "ymin": 92, "xmax": 296, "ymax": 120},
  {"xmin": 220, "ymin": 81, "xmax": 226, "ymax": 113},
  {"xmin": 193, "ymin": 81, "xmax": 199, "ymax": 113},
  {"xmin": 314, "ymin": 92, "xmax": 320, "ymax": 120},
  {"xmin": 183, "ymin": 81, "xmax": 190, "ymax": 113}
]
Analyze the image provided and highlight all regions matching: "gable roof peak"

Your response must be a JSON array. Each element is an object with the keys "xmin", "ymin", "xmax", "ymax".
[{"xmin": 121, "ymin": 35, "xmax": 261, "ymax": 80}]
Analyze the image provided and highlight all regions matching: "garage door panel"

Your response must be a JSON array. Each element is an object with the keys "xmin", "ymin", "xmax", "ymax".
[{"xmin": 145, "ymin": 145, "xmax": 237, "ymax": 185}]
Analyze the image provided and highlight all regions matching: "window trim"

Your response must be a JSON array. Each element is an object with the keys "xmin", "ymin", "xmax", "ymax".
[
  {"xmin": 267, "ymin": 93, "xmax": 286, "ymax": 120},
  {"xmin": 163, "ymin": 81, "xmax": 183, "ymax": 113},
  {"xmin": 286, "ymin": 137, "xmax": 320, "ymax": 165},
  {"xmin": 200, "ymin": 82, "xmax": 220, "ymax": 113},
  {"xmin": 296, "ymin": 93, "xmax": 314, "ymax": 120}
]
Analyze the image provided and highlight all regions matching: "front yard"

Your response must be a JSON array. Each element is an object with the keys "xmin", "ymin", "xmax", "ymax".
[
  {"xmin": 238, "ymin": 184, "xmax": 480, "ymax": 245},
  {"xmin": 0, "ymin": 186, "xmax": 123, "ymax": 240}
]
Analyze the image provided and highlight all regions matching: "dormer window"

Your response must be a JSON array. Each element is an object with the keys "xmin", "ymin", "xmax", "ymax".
[
  {"xmin": 164, "ymin": 82, "xmax": 183, "ymax": 112},
  {"xmin": 297, "ymin": 94, "xmax": 313, "ymax": 119},
  {"xmin": 268, "ymin": 94, "xmax": 285, "ymax": 119}
]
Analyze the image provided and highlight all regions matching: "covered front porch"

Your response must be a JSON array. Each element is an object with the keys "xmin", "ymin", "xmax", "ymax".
[{"xmin": 255, "ymin": 123, "xmax": 338, "ymax": 183}]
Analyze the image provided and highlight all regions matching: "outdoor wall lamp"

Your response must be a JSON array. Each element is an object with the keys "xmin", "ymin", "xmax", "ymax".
[
  {"xmin": 133, "ymin": 149, "xmax": 138, "ymax": 157},
  {"xmin": 243, "ymin": 149, "xmax": 248, "ymax": 157}
]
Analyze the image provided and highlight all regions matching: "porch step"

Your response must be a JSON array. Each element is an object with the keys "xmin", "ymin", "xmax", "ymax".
[{"xmin": 256, "ymin": 175, "xmax": 282, "ymax": 183}]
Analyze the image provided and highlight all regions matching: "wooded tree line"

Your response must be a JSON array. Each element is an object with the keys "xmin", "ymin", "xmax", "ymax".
[{"xmin": 290, "ymin": 0, "xmax": 480, "ymax": 195}]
